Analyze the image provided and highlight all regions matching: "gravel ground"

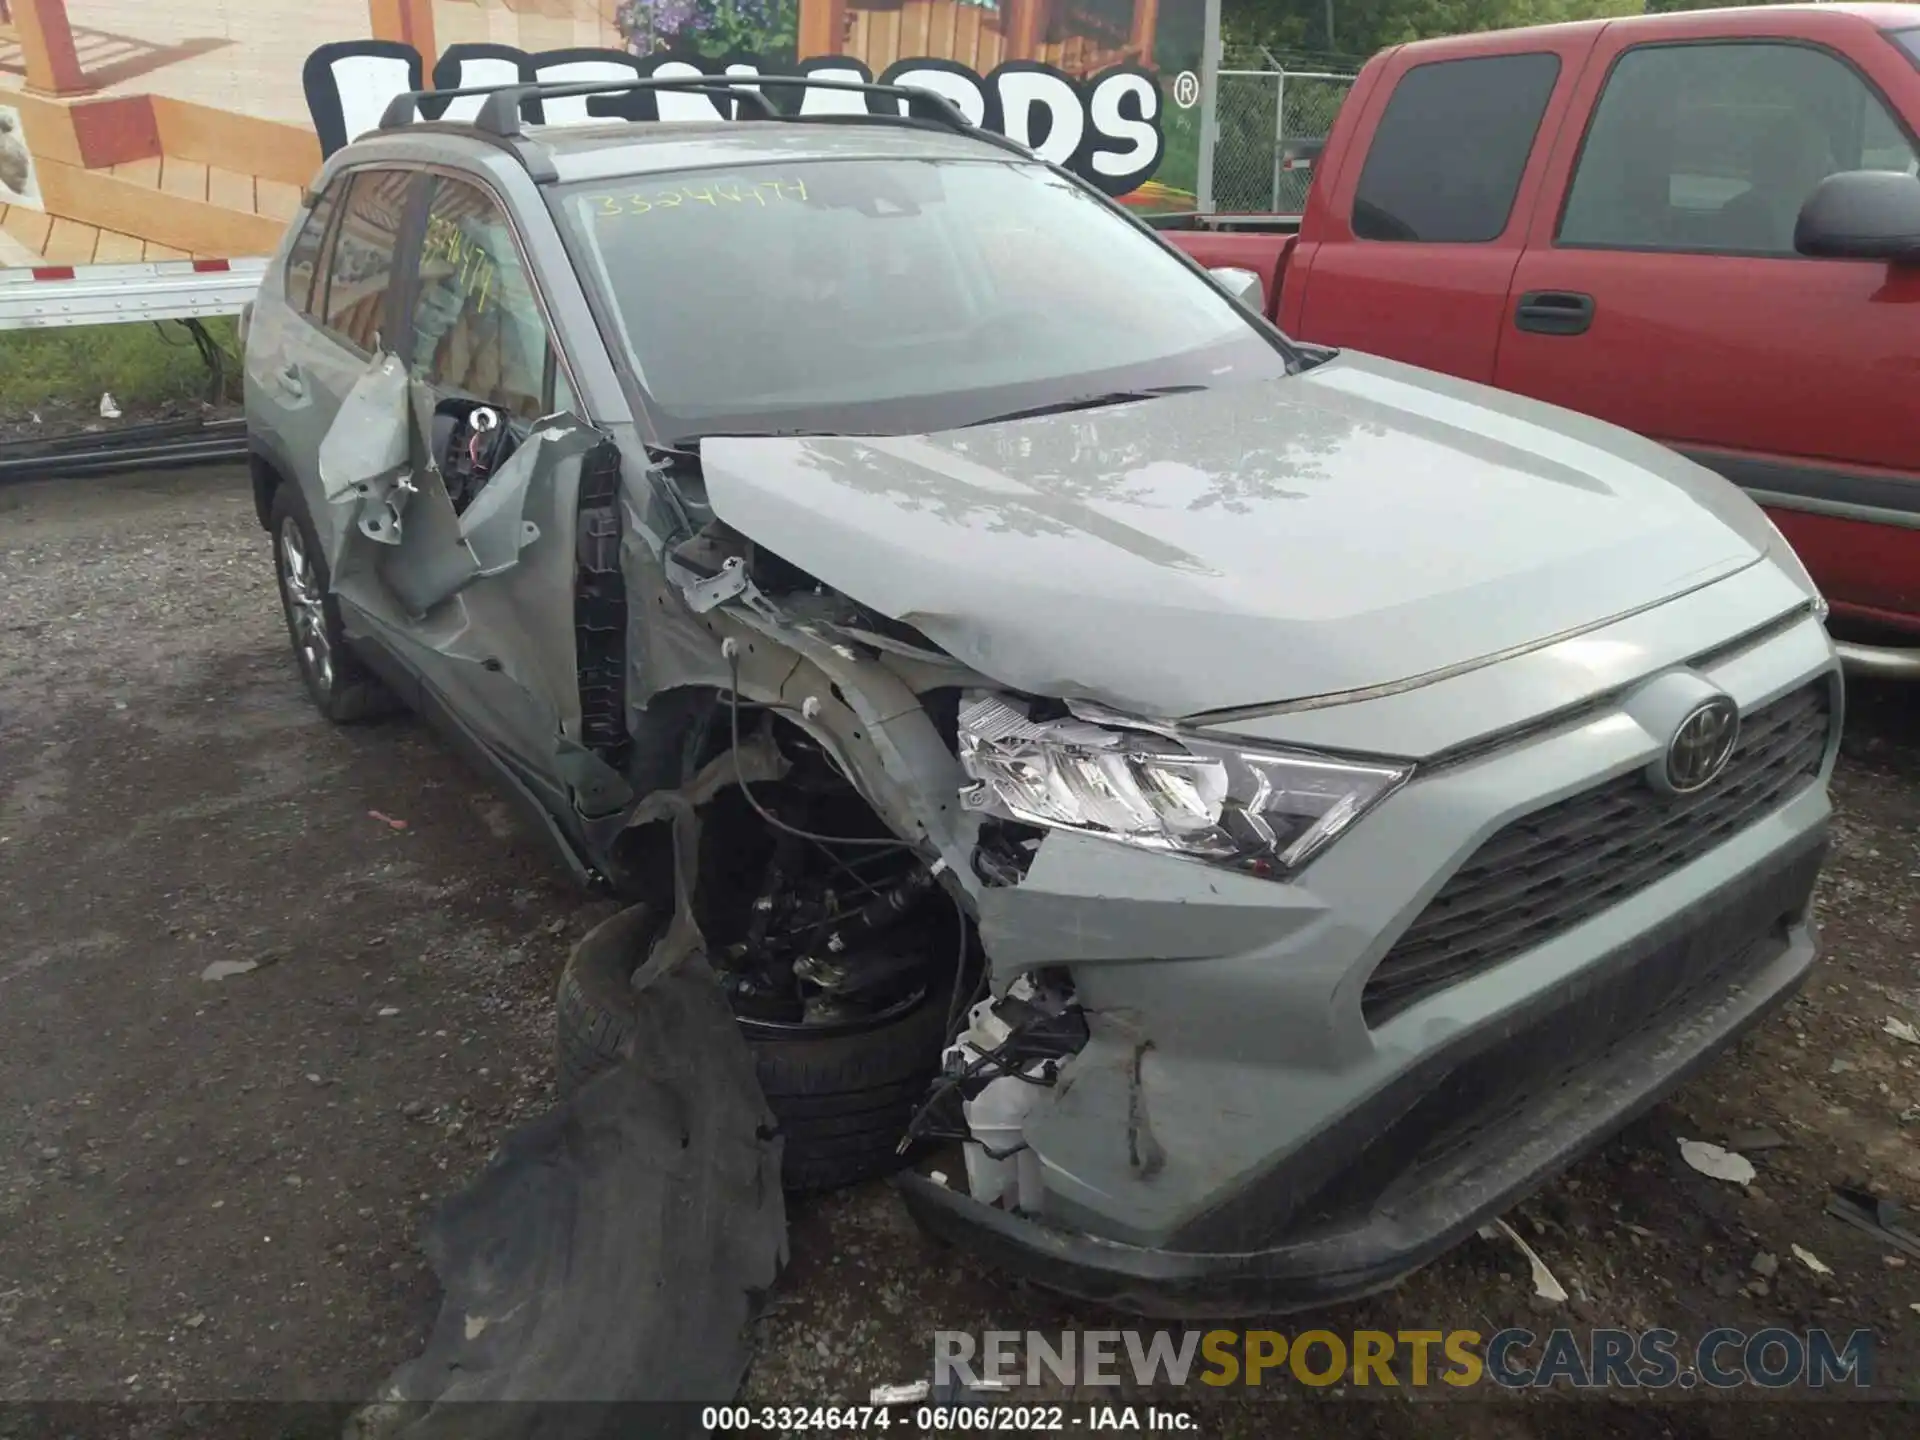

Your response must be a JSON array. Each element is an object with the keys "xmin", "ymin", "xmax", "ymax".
[{"xmin": 1, "ymin": 464, "xmax": 1916, "ymax": 1436}]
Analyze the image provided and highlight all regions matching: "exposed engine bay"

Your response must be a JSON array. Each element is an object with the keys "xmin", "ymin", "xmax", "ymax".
[
  {"xmin": 645, "ymin": 498, "xmax": 1093, "ymax": 1206},
  {"xmin": 691, "ymin": 714, "xmax": 957, "ymax": 1033}
]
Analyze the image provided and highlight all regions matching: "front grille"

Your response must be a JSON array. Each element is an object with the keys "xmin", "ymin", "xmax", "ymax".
[{"xmin": 1361, "ymin": 680, "xmax": 1833, "ymax": 1025}]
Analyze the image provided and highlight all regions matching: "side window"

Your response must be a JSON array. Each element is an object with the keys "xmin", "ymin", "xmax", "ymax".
[
  {"xmin": 321, "ymin": 168, "xmax": 411, "ymax": 353},
  {"xmin": 1861, "ymin": 93, "xmax": 1920, "ymax": 176},
  {"xmin": 410, "ymin": 177, "xmax": 554, "ymax": 420},
  {"xmin": 1351, "ymin": 53, "xmax": 1562, "ymax": 243},
  {"xmin": 284, "ymin": 180, "xmax": 342, "ymax": 318},
  {"xmin": 1559, "ymin": 42, "xmax": 1920, "ymax": 256}
]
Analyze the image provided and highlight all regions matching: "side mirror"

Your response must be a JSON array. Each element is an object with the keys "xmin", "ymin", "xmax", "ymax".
[
  {"xmin": 1209, "ymin": 265, "xmax": 1266, "ymax": 313},
  {"xmin": 1794, "ymin": 170, "xmax": 1920, "ymax": 263}
]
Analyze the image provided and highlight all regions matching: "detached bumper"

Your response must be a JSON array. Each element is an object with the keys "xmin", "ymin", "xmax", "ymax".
[{"xmin": 900, "ymin": 831, "xmax": 1825, "ymax": 1318}]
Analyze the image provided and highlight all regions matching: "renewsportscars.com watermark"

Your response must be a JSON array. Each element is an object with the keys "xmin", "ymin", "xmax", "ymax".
[{"xmin": 935, "ymin": 1327, "xmax": 1876, "ymax": 1392}]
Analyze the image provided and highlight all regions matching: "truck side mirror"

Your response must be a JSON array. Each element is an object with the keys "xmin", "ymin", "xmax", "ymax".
[
  {"xmin": 1794, "ymin": 170, "xmax": 1920, "ymax": 263},
  {"xmin": 1209, "ymin": 265, "xmax": 1266, "ymax": 312}
]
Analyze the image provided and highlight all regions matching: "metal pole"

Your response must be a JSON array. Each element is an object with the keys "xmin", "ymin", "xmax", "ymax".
[
  {"xmin": 1198, "ymin": 0, "xmax": 1220, "ymax": 214},
  {"xmin": 1271, "ymin": 66, "xmax": 1287, "ymax": 213},
  {"xmin": 1325, "ymin": 0, "xmax": 1336, "ymax": 52}
]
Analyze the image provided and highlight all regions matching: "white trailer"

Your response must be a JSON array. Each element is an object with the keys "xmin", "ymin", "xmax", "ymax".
[{"xmin": 0, "ymin": 258, "xmax": 266, "ymax": 332}]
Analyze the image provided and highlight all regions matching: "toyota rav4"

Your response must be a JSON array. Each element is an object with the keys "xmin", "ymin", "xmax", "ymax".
[{"xmin": 242, "ymin": 76, "xmax": 1842, "ymax": 1316}]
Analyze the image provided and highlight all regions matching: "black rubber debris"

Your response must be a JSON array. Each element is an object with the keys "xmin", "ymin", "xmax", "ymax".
[
  {"xmin": 353, "ymin": 943, "xmax": 788, "ymax": 1440},
  {"xmin": 1825, "ymin": 1182, "xmax": 1920, "ymax": 1261}
]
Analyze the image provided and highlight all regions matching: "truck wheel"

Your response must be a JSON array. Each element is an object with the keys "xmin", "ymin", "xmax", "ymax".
[
  {"xmin": 267, "ymin": 483, "xmax": 397, "ymax": 724},
  {"xmin": 556, "ymin": 903, "xmax": 950, "ymax": 1192}
]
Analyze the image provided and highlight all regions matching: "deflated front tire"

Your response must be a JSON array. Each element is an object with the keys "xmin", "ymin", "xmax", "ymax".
[{"xmin": 556, "ymin": 902, "xmax": 954, "ymax": 1191}]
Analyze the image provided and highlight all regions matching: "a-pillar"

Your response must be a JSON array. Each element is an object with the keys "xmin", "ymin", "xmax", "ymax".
[
  {"xmin": 368, "ymin": 0, "xmax": 437, "ymax": 62},
  {"xmin": 13, "ymin": 0, "xmax": 93, "ymax": 98}
]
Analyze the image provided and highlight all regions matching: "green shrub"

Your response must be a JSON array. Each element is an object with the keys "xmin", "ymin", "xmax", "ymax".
[{"xmin": 0, "ymin": 318, "xmax": 239, "ymax": 417}]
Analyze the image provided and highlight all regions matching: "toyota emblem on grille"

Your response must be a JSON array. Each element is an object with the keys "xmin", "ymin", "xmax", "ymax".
[{"xmin": 1665, "ymin": 697, "xmax": 1740, "ymax": 793}]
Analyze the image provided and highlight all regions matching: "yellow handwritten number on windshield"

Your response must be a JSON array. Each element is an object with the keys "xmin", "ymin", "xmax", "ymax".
[
  {"xmin": 423, "ymin": 214, "xmax": 497, "ymax": 315},
  {"xmin": 587, "ymin": 178, "xmax": 808, "ymax": 219}
]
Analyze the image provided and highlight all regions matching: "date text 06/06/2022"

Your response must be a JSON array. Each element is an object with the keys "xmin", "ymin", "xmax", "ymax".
[{"xmin": 700, "ymin": 1404, "xmax": 1200, "ymax": 1432}]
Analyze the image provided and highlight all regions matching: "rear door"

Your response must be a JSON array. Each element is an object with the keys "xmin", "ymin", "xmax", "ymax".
[
  {"xmin": 1496, "ymin": 23, "xmax": 1920, "ymax": 627},
  {"xmin": 1290, "ymin": 35, "xmax": 1597, "ymax": 380},
  {"xmin": 246, "ymin": 167, "xmax": 416, "ymax": 515}
]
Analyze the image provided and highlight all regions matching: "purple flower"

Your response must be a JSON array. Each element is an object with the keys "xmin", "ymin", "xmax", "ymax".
[
  {"xmin": 729, "ymin": 0, "xmax": 781, "ymax": 28},
  {"xmin": 617, "ymin": 0, "xmax": 708, "ymax": 54}
]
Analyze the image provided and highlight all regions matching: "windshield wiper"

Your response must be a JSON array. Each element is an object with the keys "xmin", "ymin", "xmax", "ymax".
[
  {"xmin": 962, "ymin": 384, "xmax": 1208, "ymax": 428},
  {"xmin": 665, "ymin": 429, "xmax": 861, "ymax": 448}
]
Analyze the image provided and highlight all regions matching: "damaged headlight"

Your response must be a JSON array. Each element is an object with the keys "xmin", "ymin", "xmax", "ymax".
[{"xmin": 956, "ymin": 693, "xmax": 1410, "ymax": 878}]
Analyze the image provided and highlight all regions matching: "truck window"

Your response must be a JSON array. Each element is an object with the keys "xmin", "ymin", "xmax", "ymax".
[
  {"xmin": 1895, "ymin": 29, "xmax": 1920, "ymax": 71},
  {"xmin": 1559, "ymin": 42, "xmax": 1920, "ymax": 257},
  {"xmin": 1350, "ymin": 53, "xmax": 1561, "ymax": 244}
]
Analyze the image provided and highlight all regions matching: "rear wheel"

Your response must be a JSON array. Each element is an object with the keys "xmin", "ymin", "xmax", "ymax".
[
  {"xmin": 268, "ymin": 482, "xmax": 397, "ymax": 724},
  {"xmin": 557, "ymin": 903, "xmax": 951, "ymax": 1191}
]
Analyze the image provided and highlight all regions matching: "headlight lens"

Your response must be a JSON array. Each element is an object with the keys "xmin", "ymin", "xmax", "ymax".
[{"xmin": 956, "ymin": 693, "xmax": 1410, "ymax": 878}]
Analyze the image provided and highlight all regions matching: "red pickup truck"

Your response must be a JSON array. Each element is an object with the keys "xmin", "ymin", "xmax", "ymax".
[{"xmin": 1164, "ymin": 4, "xmax": 1920, "ymax": 677}]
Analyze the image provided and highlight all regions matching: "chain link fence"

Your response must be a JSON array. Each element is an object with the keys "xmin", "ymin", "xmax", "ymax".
[{"xmin": 1210, "ymin": 53, "xmax": 1357, "ymax": 214}]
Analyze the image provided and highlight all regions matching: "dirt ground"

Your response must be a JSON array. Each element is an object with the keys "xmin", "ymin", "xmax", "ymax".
[{"xmin": 2, "ymin": 464, "xmax": 1916, "ymax": 1436}]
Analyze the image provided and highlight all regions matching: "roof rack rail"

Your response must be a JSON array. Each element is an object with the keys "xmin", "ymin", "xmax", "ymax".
[{"xmin": 377, "ymin": 75, "xmax": 976, "ymax": 141}]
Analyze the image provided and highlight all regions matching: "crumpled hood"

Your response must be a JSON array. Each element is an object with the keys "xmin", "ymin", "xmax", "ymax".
[{"xmin": 699, "ymin": 352, "xmax": 1772, "ymax": 718}]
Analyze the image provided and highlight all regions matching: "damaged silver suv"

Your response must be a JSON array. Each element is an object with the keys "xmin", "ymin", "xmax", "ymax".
[{"xmin": 244, "ymin": 76, "xmax": 1841, "ymax": 1315}]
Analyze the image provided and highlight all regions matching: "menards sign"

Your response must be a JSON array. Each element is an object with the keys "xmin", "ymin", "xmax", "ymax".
[{"xmin": 0, "ymin": 0, "xmax": 1201, "ymax": 274}]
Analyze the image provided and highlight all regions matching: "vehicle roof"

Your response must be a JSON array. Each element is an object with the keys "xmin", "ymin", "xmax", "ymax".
[
  {"xmin": 356, "ymin": 116, "xmax": 1021, "ymax": 185},
  {"xmin": 540, "ymin": 120, "xmax": 1018, "ymax": 182},
  {"xmin": 1391, "ymin": 3, "xmax": 1920, "ymax": 55}
]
